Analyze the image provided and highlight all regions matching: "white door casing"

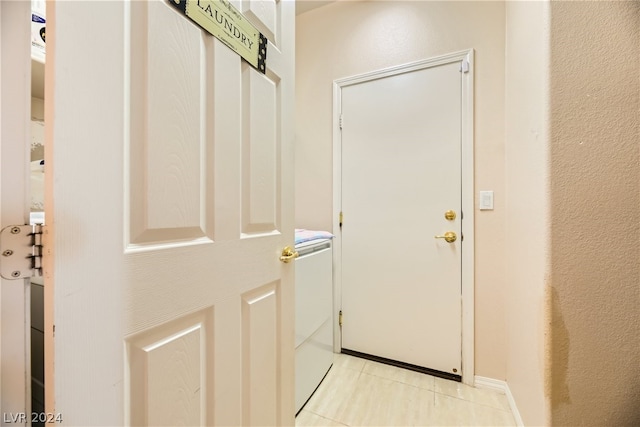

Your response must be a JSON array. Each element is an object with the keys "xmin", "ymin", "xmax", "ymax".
[
  {"xmin": 0, "ymin": 0, "xmax": 32, "ymax": 418},
  {"xmin": 333, "ymin": 51, "xmax": 475, "ymax": 384},
  {"xmin": 45, "ymin": 1, "xmax": 295, "ymax": 425}
]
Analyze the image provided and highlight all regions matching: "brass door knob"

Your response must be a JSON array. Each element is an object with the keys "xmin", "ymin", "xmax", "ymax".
[
  {"xmin": 434, "ymin": 231, "xmax": 457, "ymax": 243},
  {"xmin": 279, "ymin": 246, "xmax": 299, "ymax": 263}
]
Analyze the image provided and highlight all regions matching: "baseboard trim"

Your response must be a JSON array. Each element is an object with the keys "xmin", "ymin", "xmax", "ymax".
[{"xmin": 474, "ymin": 376, "xmax": 524, "ymax": 426}]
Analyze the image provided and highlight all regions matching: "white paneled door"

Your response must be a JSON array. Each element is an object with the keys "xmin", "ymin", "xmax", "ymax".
[
  {"xmin": 45, "ymin": 1, "xmax": 295, "ymax": 425},
  {"xmin": 340, "ymin": 57, "xmax": 467, "ymax": 377}
]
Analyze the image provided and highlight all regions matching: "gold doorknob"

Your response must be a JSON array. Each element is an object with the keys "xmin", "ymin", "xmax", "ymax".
[
  {"xmin": 279, "ymin": 246, "xmax": 299, "ymax": 263},
  {"xmin": 434, "ymin": 231, "xmax": 457, "ymax": 243}
]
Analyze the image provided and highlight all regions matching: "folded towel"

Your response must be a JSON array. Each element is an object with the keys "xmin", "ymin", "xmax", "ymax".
[{"xmin": 295, "ymin": 229, "xmax": 334, "ymax": 245}]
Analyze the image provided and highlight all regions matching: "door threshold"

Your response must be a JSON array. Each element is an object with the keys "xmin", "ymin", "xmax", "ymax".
[{"xmin": 341, "ymin": 348, "xmax": 461, "ymax": 382}]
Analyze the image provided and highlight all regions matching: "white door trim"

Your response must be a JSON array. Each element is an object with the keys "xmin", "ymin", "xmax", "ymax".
[{"xmin": 332, "ymin": 49, "xmax": 475, "ymax": 385}]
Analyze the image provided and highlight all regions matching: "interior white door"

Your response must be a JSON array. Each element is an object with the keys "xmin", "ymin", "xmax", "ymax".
[
  {"xmin": 340, "ymin": 60, "xmax": 463, "ymax": 377},
  {"xmin": 0, "ymin": 0, "xmax": 32, "ymax": 417},
  {"xmin": 44, "ymin": 1, "xmax": 295, "ymax": 425}
]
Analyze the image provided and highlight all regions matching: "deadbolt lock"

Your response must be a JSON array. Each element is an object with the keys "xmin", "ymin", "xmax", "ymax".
[{"xmin": 444, "ymin": 210, "xmax": 456, "ymax": 221}]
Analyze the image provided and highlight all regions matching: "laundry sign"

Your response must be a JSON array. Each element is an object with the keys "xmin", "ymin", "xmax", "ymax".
[{"xmin": 168, "ymin": 0, "xmax": 267, "ymax": 74}]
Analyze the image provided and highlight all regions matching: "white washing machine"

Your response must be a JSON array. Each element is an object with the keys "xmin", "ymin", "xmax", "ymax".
[{"xmin": 294, "ymin": 235, "xmax": 334, "ymax": 414}]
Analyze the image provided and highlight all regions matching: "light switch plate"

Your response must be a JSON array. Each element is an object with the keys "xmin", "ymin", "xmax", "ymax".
[{"xmin": 479, "ymin": 191, "xmax": 494, "ymax": 210}]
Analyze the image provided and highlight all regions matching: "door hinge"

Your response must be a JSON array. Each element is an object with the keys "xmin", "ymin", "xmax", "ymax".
[
  {"xmin": 460, "ymin": 59, "xmax": 470, "ymax": 73},
  {"xmin": 339, "ymin": 114, "xmax": 343, "ymax": 130},
  {"xmin": 339, "ymin": 211, "xmax": 343, "ymax": 229},
  {"xmin": 339, "ymin": 310, "xmax": 343, "ymax": 327},
  {"xmin": 0, "ymin": 224, "xmax": 43, "ymax": 280}
]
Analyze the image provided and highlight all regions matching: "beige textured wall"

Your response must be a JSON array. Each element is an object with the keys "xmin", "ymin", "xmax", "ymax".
[
  {"xmin": 296, "ymin": 1, "xmax": 507, "ymax": 379},
  {"xmin": 548, "ymin": 1, "xmax": 640, "ymax": 425},
  {"xmin": 504, "ymin": 1, "xmax": 551, "ymax": 425}
]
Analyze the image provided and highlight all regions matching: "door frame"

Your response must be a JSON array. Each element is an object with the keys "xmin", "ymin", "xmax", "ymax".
[
  {"xmin": 332, "ymin": 50, "xmax": 475, "ymax": 385},
  {"xmin": 0, "ymin": 0, "xmax": 32, "ymax": 415}
]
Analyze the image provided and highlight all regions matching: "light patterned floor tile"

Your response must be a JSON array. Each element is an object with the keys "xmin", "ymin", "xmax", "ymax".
[
  {"xmin": 303, "ymin": 364, "xmax": 362, "ymax": 421},
  {"xmin": 333, "ymin": 352, "xmax": 366, "ymax": 372},
  {"xmin": 434, "ymin": 377, "xmax": 511, "ymax": 411},
  {"xmin": 297, "ymin": 354, "xmax": 517, "ymax": 427},
  {"xmin": 339, "ymin": 372, "xmax": 436, "ymax": 426},
  {"xmin": 433, "ymin": 393, "xmax": 517, "ymax": 426},
  {"xmin": 295, "ymin": 410, "xmax": 347, "ymax": 427},
  {"xmin": 362, "ymin": 359, "xmax": 436, "ymax": 391}
]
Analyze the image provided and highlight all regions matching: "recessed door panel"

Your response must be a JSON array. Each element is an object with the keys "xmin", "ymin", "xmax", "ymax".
[
  {"xmin": 242, "ymin": 68, "xmax": 279, "ymax": 235},
  {"xmin": 242, "ymin": 283, "xmax": 280, "ymax": 426},
  {"xmin": 128, "ymin": 0, "xmax": 213, "ymax": 245},
  {"xmin": 128, "ymin": 309, "xmax": 214, "ymax": 426},
  {"xmin": 243, "ymin": 0, "xmax": 276, "ymax": 44}
]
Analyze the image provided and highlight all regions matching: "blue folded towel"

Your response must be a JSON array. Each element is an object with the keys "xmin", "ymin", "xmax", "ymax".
[{"xmin": 294, "ymin": 229, "xmax": 334, "ymax": 245}]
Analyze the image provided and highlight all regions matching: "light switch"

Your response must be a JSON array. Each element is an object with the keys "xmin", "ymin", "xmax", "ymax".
[{"xmin": 479, "ymin": 191, "xmax": 494, "ymax": 210}]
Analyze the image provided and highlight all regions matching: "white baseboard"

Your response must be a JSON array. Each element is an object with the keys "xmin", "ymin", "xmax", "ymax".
[{"xmin": 474, "ymin": 376, "xmax": 524, "ymax": 427}]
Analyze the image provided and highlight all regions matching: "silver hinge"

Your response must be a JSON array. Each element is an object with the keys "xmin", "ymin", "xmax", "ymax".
[
  {"xmin": 460, "ymin": 58, "xmax": 470, "ymax": 73},
  {"xmin": 0, "ymin": 224, "xmax": 43, "ymax": 280},
  {"xmin": 339, "ymin": 114, "xmax": 343, "ymax": 130},
  {"xmin": 339, "ymin": 310, "xmax": 343, "ymax": 327}
]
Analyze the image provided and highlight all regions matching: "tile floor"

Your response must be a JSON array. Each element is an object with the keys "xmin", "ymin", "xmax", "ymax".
[{"xmin": 296, "ymin": 353, "xmax": 517, "ymax": 427}]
